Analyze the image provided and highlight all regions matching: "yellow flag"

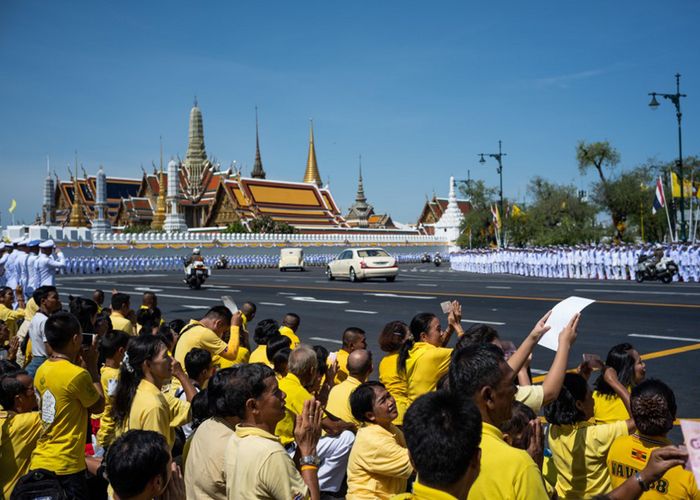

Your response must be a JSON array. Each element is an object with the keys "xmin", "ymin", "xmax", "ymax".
[
  {"xmin": 8, "ymin": 199, "xmax": 16, "ymax": 214},
  {"xmin": 671, "ymin": 172, "xmax": 680, "ymax": 197},
  {"xmin": 512, "ymin": 204, "xmax": 523, "ymax": 218}
]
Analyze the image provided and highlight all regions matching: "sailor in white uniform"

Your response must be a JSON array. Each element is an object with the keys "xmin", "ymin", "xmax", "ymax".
[{"xmin": 36, "ymin": 239, "xmax": 67, "ymax": 286}]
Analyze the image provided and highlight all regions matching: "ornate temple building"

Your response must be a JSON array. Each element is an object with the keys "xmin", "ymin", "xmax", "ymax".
[
  {"xmin": 44, "ymin": 101, "xmax": 411, "ymax": 233},
  {"xmin": 416, "ymin": 189, "xmax": 471, "ymax": 235}
]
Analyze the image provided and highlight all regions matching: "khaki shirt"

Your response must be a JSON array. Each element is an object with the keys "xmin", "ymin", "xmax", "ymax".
[{"xmin": 185, "ymin": 417, "xmax": 236, "ymax": 500}]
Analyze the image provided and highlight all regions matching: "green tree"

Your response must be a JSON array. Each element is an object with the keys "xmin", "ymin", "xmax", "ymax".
[
  {"xmin": 247, "ymin": 215, "xmax": 297, "ymax": 234},
  {"xmin": 457, "ymin": 180, "xmax": 498, "ymax": 248},
  {"xmin": 221, "ymin": 221, "xmax": 248, "ymax": 233}
]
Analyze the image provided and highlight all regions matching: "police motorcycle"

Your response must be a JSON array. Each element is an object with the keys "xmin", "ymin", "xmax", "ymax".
[
  {"xmin": 215, "ymin": 255, "xmax": 229, "ymax": 270},
  {"xmin": 184, "ymin": 249, "xmax": 210, "ymax": 290},
  {"xmin": 421, "ymin": 253, "xmax": 432, "ymax": 263},
  {"xmin": 634, "ymin": 253, "xmax": 678, "ymax": 284},
  {"xmin": 433, "ymin": 252, "xmax": 442, "ymax": 267}
]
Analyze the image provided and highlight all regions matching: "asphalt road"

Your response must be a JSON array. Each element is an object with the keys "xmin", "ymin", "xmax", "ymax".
[{"xmin": 56, "ymin": 263, "xmax": 700, "ymax": 426}]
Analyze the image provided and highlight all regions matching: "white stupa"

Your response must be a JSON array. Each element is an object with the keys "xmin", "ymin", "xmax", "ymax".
[
  {"xmin": 163, "ymin": 159, "xmax": 188, "ymax": 232},
  {"xmin": 91, "ymin": 166, "xmax": 112, "ymax": 234},
  {"xmin": 434, "ymin": 176, "xmax": 464, "ymax": 248}
]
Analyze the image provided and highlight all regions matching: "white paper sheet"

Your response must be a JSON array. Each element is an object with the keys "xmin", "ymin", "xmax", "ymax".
[
  {"xmin": 221, "ymin": 295, "xmax": 239, "ymax": 314},
  {"xmin": 680, "ymin": 419, "xmax": 700, "ymax": 485},
  {"xmin": 538, "ymin": 296, "xmax": 595, "ymax": 351}
]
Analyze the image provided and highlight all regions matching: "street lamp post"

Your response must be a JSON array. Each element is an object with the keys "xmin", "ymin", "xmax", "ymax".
[
  {"xmin": 648, "ymin": 73, "xmax": 688, "ymax": 242},
  {"xmin": 479, "ymin": 140, "xmax": 506, "ymax": 246}
]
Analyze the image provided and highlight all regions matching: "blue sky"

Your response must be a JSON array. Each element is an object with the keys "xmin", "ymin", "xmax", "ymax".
[{"xmin": 1, "ymin": 1, "xmax": 698, "ymax": 224}]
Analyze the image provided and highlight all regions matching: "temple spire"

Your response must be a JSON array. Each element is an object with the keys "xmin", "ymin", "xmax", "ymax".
[
  {"xmin": 250, "ymin": 106, "xmax": 266, "ymax": 179},
  {"xmin": 184, "ymin": 98, "xmax": 209, "ymax": 201},
  {"xmin": 303, "ymin": 119, "xmax": 322, "ymax": 187},
  {"xmin": 68, "ymin": 151, "xmax": 87, "ymax": 227},
  {"xmin": 355, "ymin": 155, "xmax": 366, "ymax": 203}
]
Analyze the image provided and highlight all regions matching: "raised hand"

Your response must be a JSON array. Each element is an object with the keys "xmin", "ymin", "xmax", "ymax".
[
  {"xmin": 528, "ymin": 310, "xmax": 552, "ymax": 341},
  {"xmin": 294, "ymin": 399, "xmax": 322, "ymax": 457}
]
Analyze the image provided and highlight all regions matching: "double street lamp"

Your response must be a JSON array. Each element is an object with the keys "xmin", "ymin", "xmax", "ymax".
[
  {"xmin": 648, "ymin": 73, "xmax": 688, "ymax": 242},
  {"xmin": 479, "ymin": 140, "xmax": 506, "ymax": 245}
]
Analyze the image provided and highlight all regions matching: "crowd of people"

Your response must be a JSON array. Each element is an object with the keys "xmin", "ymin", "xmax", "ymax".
[
  {"xmin": 0, "ymin": 283, "xmax": 695, "ymax": 499},
  {"xmin": 451, "ymin": 243, "xmax": 700, "ymax": 282}
]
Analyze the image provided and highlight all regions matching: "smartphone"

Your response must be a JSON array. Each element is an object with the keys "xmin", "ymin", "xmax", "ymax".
[
  {"xmin": 440, "ymin": 301, "xmax": 452, "ymax": 314},
  {"xmin": 82, "ymin": 333, "xmax": 95, "ymax": 347},
  {"xmin": 328, "ymin": 352, "xmax": 338, "ymax": 364}
]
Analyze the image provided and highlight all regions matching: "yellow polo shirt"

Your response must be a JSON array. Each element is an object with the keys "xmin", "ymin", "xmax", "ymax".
[
  {"xmin": 405, "ymin": 342, "xmax": 452, "ymax": 403},
  {"xmin": 219, "ymin": 346, "xmax": 250, "ymax": 368},
  {"xmin": 548, "ymin": 419, "xmax": 628, "ymax": 499},
  {"xmin": 392, "ymin": 480, "xmax": 458, "ymax": 499},
  {"xmin": 468, "ymin": 422, "xmax": 549, "ymax": 500},
  {"xmin": 119, "ymin": 379, "xmax": 191, "ymax": 448},
  {"xmin": 333, "ymin": 348, "xmax": 350, "ymax": 384},
  {"xmin": 185, "ymin": 416, "xmax": 237, "ymax": 500},
  {"xmin": 0, "ymin": 410, "xmax": 43, "ymax": 498},
  {"xmin": 276, "ymin": 372, "xmax": 314, "ymax": 445},
  {"xmin": 326, "ymin": 376, "xmax": 362, "ymax": 425},
  {"xmin": 96, "ymin": 365, "xmax": 120, "ymax": 448},
  {"xmin": 607, "ymin": 433, "xmax": 700, "ymax": 499},
  {"xmin": 515, "ymin": 384, "xmax": 545, "ymax": 412},
  {"xmin": 279, "ymin": 325, "xmax": 301, "ymax": 350},
  {"xmin": 175, "ymin": 320, "xmax": 227, "ymax": 368},
  {"xmin": 347, "ymin": 423, "xmax": 412, "ymax": 499},
  {"xmin": 110, "ymin": 311, "xmax": 134, "ymax": 336},
  {"xmin": 224, "ymin": 425, "xmax": 309, "ymax": 500},
  {"xmin": 593, "ymin": 390, "xmax": 630, "ymax": 423},
  {"xmin": 249, "ymin": 344, "xmax": 272, "ymax": 367},
  {"xmin": 24, "ymin": 298, "xmax": 39, "ymax": 322},
  {"xmin": 31, "ymin": 359, "xmax": 101, "ymax": 475},
  {"xmin": 378, "ymin": 353, "xmax": 409, "ymax": 425},
  {"xmin": 0, "ymin": 303, "xmax": 25, "ymax": 337}
]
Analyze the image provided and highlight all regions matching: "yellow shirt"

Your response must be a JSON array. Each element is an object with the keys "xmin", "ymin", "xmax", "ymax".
[
  {"xmin": 392, "ymin": 480, "xmax": 458, "ymax": 499},
  {"xmin": 608, "ymin": 433, "xmax": 700, "ymax": 499},
  {"xmin": 333, "ymin": 348, "xmax": 350, "ymax": 384},
  {"xmin": 219, "ymin": 346, "xmax": 250, "ymax": 368},
  {"xmin": 276, "ymin": 372, "xmax": 314, "ymax": 445},
  {"xmin": 378, "ymin": 353, "xmax": 409, "ymax": 426},
  {"xmin": 515, "ymin": 384, "xmax": 545, "ymax": 413},
  {"xmin": 110, "ymin": 311, "xmax": 134, "ymax": 336},
  {"xmin": 468, "ymin": 422, "xmax": 549, "ymax": 500},
  {"xmin": 224, "ymin": 425, "xmax": 309, "ymax": 500},
  {"xmin": 347, "ymin": 423, "xmax": 412, "ymax": 499},
  {"xmin": 405, "ymin": 342, "xmax": 451, "ymax": 403},
  {"xmin": 185, "ymin": 416, "xmax": 237, "ymax": 500},
  {"xmin": 0, "ymin": 410, "xmax": 43, "ymax": 498},
  {"xmin": 593, "ymin": 390, "xmax": 630, "ymax": 423},
  {"xmin": 120, "ymin": 379, "xmax": 190, "ymax": 448},
  {"xmin": 326, "ymin": 376, "xmax": 362, "ymax": 425},
  {"xmin": 24, "ymin": 297, "xmax": 38, "ymax": 322},
  {"xmin": 548, "ymin": 419, "xmax": 628, "ymax": 499},
  {"xmin": 175, "ymin": 320, "xmax": 227, "ymax": 368},
  {"xmin": 96, "ymin": 365, "xmax": 120, "ymax": 448},
  {"xmin": 249, "ymin": 344, "xmax": 272, "ymax": 367},
  {"xmin": 279, "ymin": 325, "xmax": 300, "ymax": 350},
  {"xmin": 0, "ymin": 303, "xmax": 25, "ymax": 337},
  {"xmin": 31, "ymin": 359, "xmax": 101, "ymax": 474}
]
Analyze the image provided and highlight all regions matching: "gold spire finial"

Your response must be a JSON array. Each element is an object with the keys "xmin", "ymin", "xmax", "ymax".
[
  {"xmin": 303, "ymin": 119, "xmax": 322, "ymax": 187},
  {"xmin": 68, "ymin": 151, "xmax": 88, "ymax": 227}
]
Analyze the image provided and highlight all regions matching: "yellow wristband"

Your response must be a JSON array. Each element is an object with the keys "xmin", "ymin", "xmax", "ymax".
[{"xmin": 301, "ymin": 465, "xmax": 319, "ymax": 472}]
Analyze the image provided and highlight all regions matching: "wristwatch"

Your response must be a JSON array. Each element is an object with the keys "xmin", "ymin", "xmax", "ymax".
[
  {"xmin": 635, "ymin": 472, "xmax": 650, "ymax": 492},
  {"xmin": 300, "ymin": 455, "xmax": 321, "ymax": 467}
]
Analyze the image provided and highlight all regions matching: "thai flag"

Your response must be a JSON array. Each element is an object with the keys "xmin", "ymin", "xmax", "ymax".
[{"xmin": 652, "ymin": 177, "xmax": 666, "ymax": 215}]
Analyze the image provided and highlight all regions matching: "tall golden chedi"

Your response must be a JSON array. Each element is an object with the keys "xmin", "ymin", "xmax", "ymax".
[
  {"xmin": 303, "ymin": 120, "xmax": 322, "ymax": 187},
  {"xmin": 151, "ymin": 141, "xmax": 167, "ymax": 230},
  {"xmin": 68, "ymin": 161, "xmax": 88, "ymax": 227}
]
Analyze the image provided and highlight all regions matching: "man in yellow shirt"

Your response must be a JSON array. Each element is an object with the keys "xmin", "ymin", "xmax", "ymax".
[
  {"xmin": 0, "ymin": 368, "xmax": 43, "ymax": 498},
  {"xmin": 0, "ymin": 285, "xmax": 25, "ymax": 337},
  {"xmin": 393, "ymin": 390, "xmax": 482, "ymax": 500},
  {"xmin": 240, "ymin": 301, "xmax": 256, "ymax": 332},
  {"xmin": 276, "ymin": 345, "xmax": 355, "ymax": 495},
  {"xmin": 607, "ymin": 379, "xmax": 699, "ymax": 498},
  {"xmin": 174, "ymin": 306, "xmax": 242, "ymax": 368},
  {"xmin": 110, "ymin": 292, "xmax": 134, "ymax": 335},
  {"xmin": 449, "ymin": 342, "xmax": 549, "ymax": 499},
  {"xmin": 279, "ymin": 312, "xmax": 301, "ymax": 349},
  {"xmin": 96, "ymin": 330, "xmax": 130, "ymax": 450},
  {"xmin": 332, "ymin": 327, "xmax": 367, "ymax": 384},
  {"xmin": 326, "ymin": 349, "xmax": 372, "ymax": 425},
  {"xmin": 30, "ymin": 311, "xmax": 104, "ymax": 499}
]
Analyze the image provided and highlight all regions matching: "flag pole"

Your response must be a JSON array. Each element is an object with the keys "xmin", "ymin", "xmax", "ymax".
[{"xmin": 662, "ymin": 176, "xmax": 674, "ymax": 243}]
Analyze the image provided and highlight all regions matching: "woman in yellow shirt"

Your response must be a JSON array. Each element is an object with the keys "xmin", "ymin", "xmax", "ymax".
[
  {"xmin": 593, "ymin": 342, "xmax": 646, "ymax": 423},
  {"xmin": 249, "ymin": 318, "xmax": 279, "ymax": 367},
  {"xmin": 112, "ymin": 335, "xmax": 197, "ymax": 448},
  {"xmin": 397, "ymin": 301, "xmax": 463, "ymax": 404},
  {"xmin": 377, "ymin": 320, "xmax": 410, "ymax": 426}
]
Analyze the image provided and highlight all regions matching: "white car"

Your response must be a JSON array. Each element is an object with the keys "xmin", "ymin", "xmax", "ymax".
[
  {"xmin": 326, "ymin": 247, "xmax": 398, "ymax": 282},
  {"xmin": 279, "ymin": 248, "xmax": 305, "ymax": 271}
]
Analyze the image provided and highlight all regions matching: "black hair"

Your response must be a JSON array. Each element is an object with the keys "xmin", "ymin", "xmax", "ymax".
[
  {"xmin": 168, "ymin": 319, "xmax": 186, "ymax": 335},
  {"xmin": 398, "ymin": 313, "xmax": 436, "ymax": 374},
  {"xmin": 112, "ymin": 335, "xmax": 168, "ymax": 427},
  {"xmin": 253, "ymin": 318, "xmax": 280, "ymax": 346},
  {"xmin": 225, "ymin": 363, "xmax": 276, "ymax": 419},
  {"xmin": 631, "ymin": 379, "xmax": 676, "ymax": 436},
  {"xmin": 203, "ymin": 306, "xmax": 233, "ymax": 324},
  {"xmin": 342, "ymin": 327, "xmax": 366, "ymax": 348},
  {"xmin": 44, "ymin": 311, "xmax": 81, "ymax": 350},
  {"xmin": 378, "ymin": 320, "xmax": 409, "ymax": 353},
  {"xmin": 184, "ymin": 348, "xmax": 212, "ymax": 381},
  {"xmin": 594, "ymin": 343, "xmax": 638, "ymax": 395},
  {"xmin": 0, "ymin": 359, "xmax": 21, "ymax": 375},
  {"xmin": 312, "ymin": 345, "xmax": 329, "ymax": 378},
  {"xmin": 93, "ymin": 289, "xmax": 105, "ymax": 302},
  {"xmin": 94, "ymin": 310, "xmax": 113, "ymax": 334},
  {"xmin": 0, "ymin": 369, "xmax": 29, "ymax": 410},
  {"xmin": 449, "ymin": 342, "xmax": 505, "ymax": 397},
  {"xmin": 111, "ymin": 292, "xmax": 131, "ymax": 311},
  {"xmin": 499, "ymin": 401, "xmax": 537, "ymax": 449},
  {"xmin": 105, "ymin": 430, "xmax": 170, "ymax": 499},
  {"xmin": 0, "ymin": 287, "xmax": 12, "ymax": 299},
  {"xmin": 455, "ymin": 324, "xmax": 501, "ymax": 350},
  {"xmin": 207, "ymin": 366, "xmax": 242, "ymax": 418},
  {"xmin": 350, "ymin": 381, "xmax": 385, "ymax": 423},
  {"xmin": 137, "ymin": 307, "xmax": 162, "ymax": 335},
  {"xmin": 544, "ymin": 373, "xmax": 589, "ymax": 425},
  {"xmin": 282, "ymin": 312, "xmax": 300, "ymax": 330},
  {"xmin": 190, "ymin": 389, "xmax": 211, "ymax": 432},
  {"xmin": 32, "ymin": 285, "xmax": 57, "ymax": 307},
  {"xmin": 403, "ymin": 391, "xmax": 482, "ymax": 488},
  {"xmin": 266, "ymin": 333, "xmax": 292, "ymax": 362},
  {"xmin": 69, "ymin": 296, "xmax": 99, "ymax": 334},
  {"xmin": 98, "ymin": 330, "xmax": 130, "ymax": 359}
]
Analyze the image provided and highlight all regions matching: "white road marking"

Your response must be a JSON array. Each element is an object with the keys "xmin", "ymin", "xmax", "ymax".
[
  {"xmin": 344, "ymin": 309, "xmax": 378, "ymax": 315},
  {"xmin": 461, "ymin": 319, "xmax": 506, "ymax": 326},
  {"xmin": 274, "ymin": 279, "xmax": 289, "ymax": 282},
  {"xmin": 182, "ymin": 305, "xmax": 209, "ymax": 310},
  {"xmin": 278, "ymin": 292, "xmax": 297, "ymax": 296},
  {"xmin": 309, "ymin": 337, "xmax": 343, "ymax": 345},
  {"xmin": 364, "ymin": 293, "xmax": 436, "ymax": 300},
  {"xmin": 487, "ymin": 286, "xmax": 512, "ymax": 289},
  {"xmin": 57, "ymin": 274, "xmax": 168, "ymax": 281},
  {"xmin": 575, "ymin": 288, "xmax": 700, "ymax": 296},
  {"xmin": 531, "ymin": 368, "xmax": 548, "ymax": 375},
  {"xmin": 628, "ymin": 333, "xmax": 700, "ymax": 342},
  {"xmin": 260, "ymin": 302, "xmax": 286, "ymax": 307},
  {"xmin": 291, "ymin": 296, "xmax": 349, "ymax": 305},
  {"xmin": 135, "ymin": 287, "xmax": 163, "ymax": 292},
  {"xmin": 417, "ymin": 283, "xmax": 438, "ymax": 287}
]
